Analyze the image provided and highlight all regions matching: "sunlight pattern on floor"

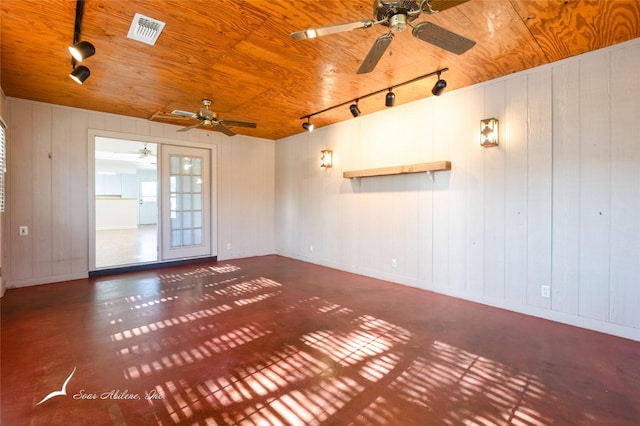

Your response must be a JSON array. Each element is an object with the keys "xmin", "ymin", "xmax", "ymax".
[
  {"xmin": 101, "ymin": 264, "xmax": 565, "ymax": 425},
  {"xmin": 385, "ymin": 341, "xmax": 555, "ymax": 425}
]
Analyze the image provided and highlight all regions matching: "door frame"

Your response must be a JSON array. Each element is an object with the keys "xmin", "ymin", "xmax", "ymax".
[{"xmin": 88, "ymin": 129, "xmax": 218, "ymax": 272}]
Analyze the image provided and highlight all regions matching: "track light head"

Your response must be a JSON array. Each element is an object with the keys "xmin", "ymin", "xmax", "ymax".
[
  {"xmin": 385, "ymin": 89, "xmax": 395, "ymax": 107},
  {"xmin": 302, "ymin": 119, "xmax": 314, "ymax": 132},
  {"xmin": 69, "ymin": 65, "xmax": 90, "ymax": 84},
  {"xmin": 349, "ymin": 101, "xmax": 361, "ymax": 117},
  {"xmin": 68, "ymin": 40, "xmax": 95, "ymax": 62},
  {"xmin": 432, "ymin": 72, "xmax": 447, "ymax": 96}
]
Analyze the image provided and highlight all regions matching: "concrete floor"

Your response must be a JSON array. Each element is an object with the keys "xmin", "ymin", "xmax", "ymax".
[{"xmin": 2, "ymin": 255, "xmax": 639, "ymax": 425}]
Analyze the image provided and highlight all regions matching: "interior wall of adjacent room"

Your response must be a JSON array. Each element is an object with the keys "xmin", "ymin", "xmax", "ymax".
[
  {"xmin": 275, "ymin": 38, "xmax": 640, "ymax": 342},
  {"xmin": 4, "ymin": 100, "xmax": 275, "ymax": 287}
]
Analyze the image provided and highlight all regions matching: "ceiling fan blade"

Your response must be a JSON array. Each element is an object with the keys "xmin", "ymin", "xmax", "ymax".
[
  {"xmin": 215, "ymin": 123, "xmax": 236, "ymax": 136},
  {"xmin": 422, "ymin": 0, "xmax": 470, "ymax": 14},
  {"xmin": 291, "ymin": 19, "xmax": 376, "ymax": 41},
  {"xmin": 177, "ymin": 122, "xmax": 202, "ymax": 132},
  {"xmin": 159, "ymin": 116, "xmax": 197, "ymax": 121},
  {"xmin": 150, "ymin": 112, "xmax": 195, "ymax": 121},
  {"xmin": 220, "ymin": 120, "xmax": 257, "ymax": 128},
  {"xmin": 357, "ymin": 33, "xmax": 394, "ymax": 74},
  {"xmin": 411, "ymin": 21, "xmax": 475, "ymax": 54},
  {"xmin": 171, "ymin": 109, "xmax": 198, "ymax": 118}
]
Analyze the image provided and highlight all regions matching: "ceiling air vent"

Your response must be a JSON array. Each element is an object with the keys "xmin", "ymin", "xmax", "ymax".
[{"xmin": 127, "ymin": 13, "xmax": 166, "ymax": 45}]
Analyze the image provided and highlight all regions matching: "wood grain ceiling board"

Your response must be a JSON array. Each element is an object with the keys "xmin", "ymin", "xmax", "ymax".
[
  {"xmin": 2, "ymin": 0, "xmax": 639, "ymax": 140},
  {"xmin": 511, "ymin": 0, "xmax": 640, "ymax": 63}
]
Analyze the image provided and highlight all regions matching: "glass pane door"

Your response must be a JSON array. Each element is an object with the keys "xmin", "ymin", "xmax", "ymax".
[{"xmin": 161, "ymin": 145, "xmax": 211, "ymax": 259}]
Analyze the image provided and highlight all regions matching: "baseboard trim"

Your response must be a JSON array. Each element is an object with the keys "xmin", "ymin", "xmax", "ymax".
[
  {"xmin": 89, "ymin": 256, "xmax": 218, "ymax": 278},
  {"xmin": 6, "ymin": 272, "xmax": 88, "ymax": 288}
]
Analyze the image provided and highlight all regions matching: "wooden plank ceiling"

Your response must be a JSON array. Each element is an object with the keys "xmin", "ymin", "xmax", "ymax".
[{"xmin": 2, "ymin": 0, "xmax": 639, "ymax": 140}]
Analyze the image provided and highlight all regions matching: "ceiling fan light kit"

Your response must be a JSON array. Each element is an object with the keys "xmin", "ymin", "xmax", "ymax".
[{"xmin": 388, "ymin": 13, "xmax": 408, "ymax": 32}]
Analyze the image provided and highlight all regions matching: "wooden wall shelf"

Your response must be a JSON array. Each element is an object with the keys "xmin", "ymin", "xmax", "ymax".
[{"xmin": 343, "ymin": 161, "xmax": 451, "ymax": 179}]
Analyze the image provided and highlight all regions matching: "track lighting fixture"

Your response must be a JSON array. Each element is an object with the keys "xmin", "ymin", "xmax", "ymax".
[
  {"xmin": 302, "ymin": 118, "xmax": 314, "ymax": 132},
  {"xmin": 69, "ymin": 65, "xmax": 91, "ymax": 84},
  {"xmin": 300, "ymin": 68, "xmax": 449, "ymax": 131},
  {"xmin": 349, "ymin": 100, "xmax": 361, "ymax": 117},
  {"xmin": 385, "ymin": 89, "xmax": 396, "ymax": 107},
  {"xmin": 68, "ymin": 0, "xmax": 95, "ymax": 84},
  {"xmin": 432, "ymin": 71, "xmax": 447, "ymax": 96},
  {"xmin": 68, "ymin": 40, "xmax": 95, "ymax": 62}
]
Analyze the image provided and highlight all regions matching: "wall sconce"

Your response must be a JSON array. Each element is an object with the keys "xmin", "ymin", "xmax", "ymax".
[
  {"xmin": 480, "ymin": 118, "xmax": 499, "ymax": 147},
  {"xmin": 320, "ymin": 150, "xmax": 333, "ymax": 168}
]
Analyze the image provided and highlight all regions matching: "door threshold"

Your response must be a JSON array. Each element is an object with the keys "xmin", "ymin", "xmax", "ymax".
[{"xmin": 89, "ymin": 256, "xmax": 218, "ymax": 278}]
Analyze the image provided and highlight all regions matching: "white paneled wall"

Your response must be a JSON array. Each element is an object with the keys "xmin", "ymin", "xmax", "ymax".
[
  {"xmin": 5, "ymin": 100, "xmax": 275, "ymax": 287},
  {"xmin": 275, "ymin": 39, "xmax": 640, "ymax": 341}
]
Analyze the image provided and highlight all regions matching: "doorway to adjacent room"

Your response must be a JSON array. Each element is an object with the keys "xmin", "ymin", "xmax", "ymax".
[
  {"xmin": 91, "ymin": 135, "xmax": 214, "ymax": 271},
  {"xmin": 94, "ymin": 138, "xmax": 159, "ymax": 268}
]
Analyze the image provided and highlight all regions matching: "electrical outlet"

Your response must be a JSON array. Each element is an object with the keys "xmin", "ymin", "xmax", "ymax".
[
  {"xmin": 19, "ymin": 226, "xmax": 29, "ymax": 236},
  {"xmin": 309, "ymin": 245, "xmax": 314, "ymax": 252},
  {"xmin": 226, "ymin": 243, "xmax": 231, "ymax": 250},
  {"xmin": 541, "ymin": 285, "xmax": 551, "ymax": 298},
  {"xmin": 391, "ymin": 258, "xmax": 397, "ymax": 268}
]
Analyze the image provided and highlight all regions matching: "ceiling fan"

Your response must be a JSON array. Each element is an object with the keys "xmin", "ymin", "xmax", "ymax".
[
  {"xmin": 291, "ymin": 0, "xmax": 476, "ymax": 74},
  {"xmin": 137, "ymin": 144, "xmax": 155, "ymax": 158},
  {"xmin": 151, "ymin": 99, "xmax": 257, "ymax": 136}
]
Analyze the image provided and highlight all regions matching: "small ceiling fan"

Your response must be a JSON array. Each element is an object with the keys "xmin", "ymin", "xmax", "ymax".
[
  {"xmin": 137, "ymin": 144, "xmax": 155, "ymax": 158},
  {"xmin": 151, "ymin": 99, "xmax": 257, "ymax": 136},
  {"xmin": 291, "ymin": 0, "xmax": 475, "ymax": 74}
]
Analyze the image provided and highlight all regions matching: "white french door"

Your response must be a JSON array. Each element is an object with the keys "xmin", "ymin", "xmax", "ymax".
[{"xmin": 160, "ymin": 145, "xmax": 212, "ymax": 260}]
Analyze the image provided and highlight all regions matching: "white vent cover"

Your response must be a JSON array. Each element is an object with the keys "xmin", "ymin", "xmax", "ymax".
[{"xmin": 127, "ymin": 13, "xmax": 166, "ymax": 45}]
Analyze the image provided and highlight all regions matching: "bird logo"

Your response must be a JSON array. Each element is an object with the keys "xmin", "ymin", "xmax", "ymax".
[{"xmin": 36, "ymin": 367, "xmax": 76, "ymax": 406}]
